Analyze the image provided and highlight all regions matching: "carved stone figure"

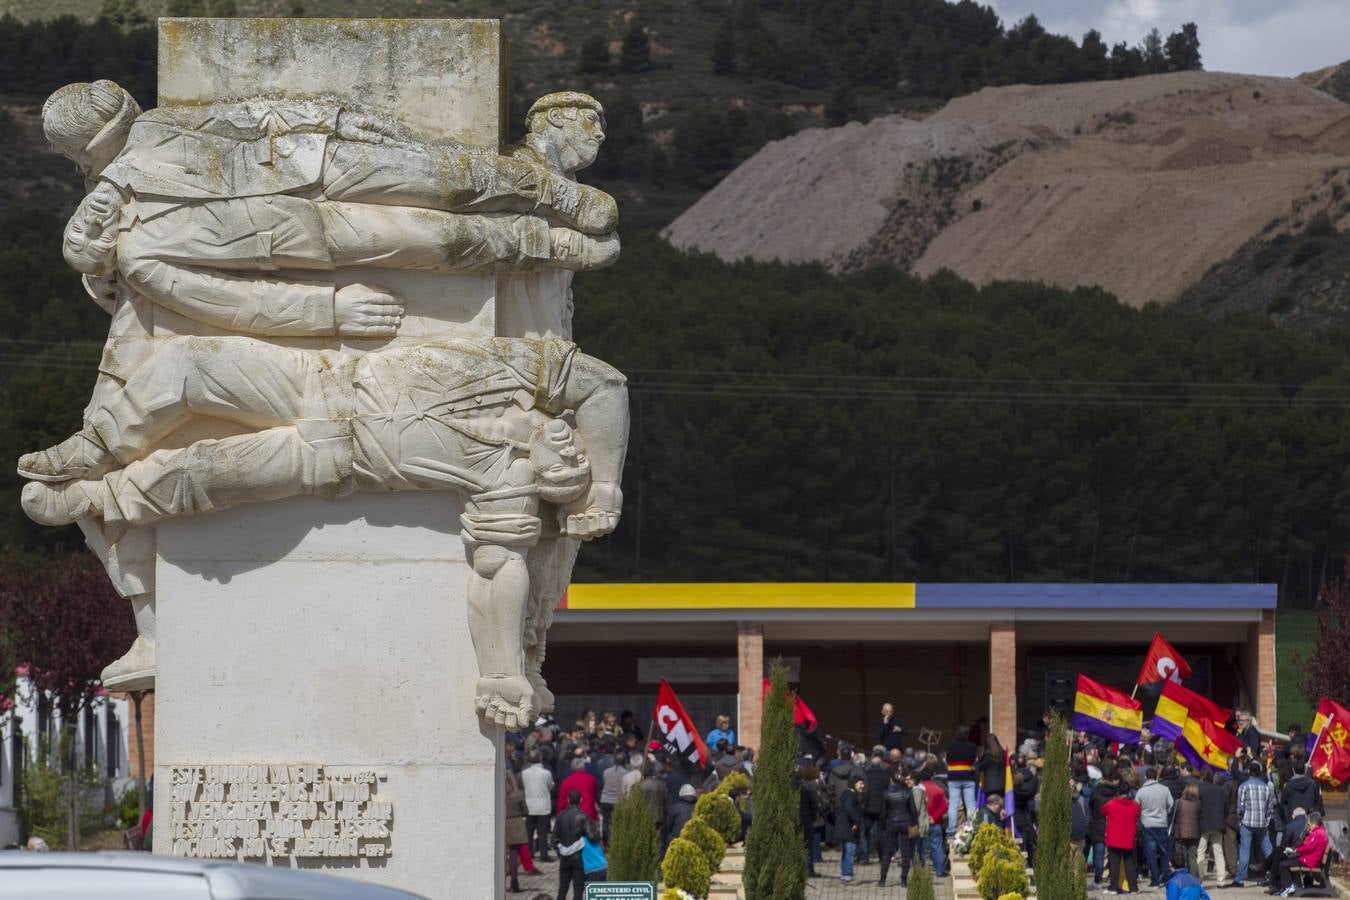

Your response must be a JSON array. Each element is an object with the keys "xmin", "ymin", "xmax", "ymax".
[
  {"xmin": 20, "ymin": 78, "xmax": 629, "ymax": 726},
  {"xmin": 22, "ymin": 334, "xmax": 626, "ymax": 727}
]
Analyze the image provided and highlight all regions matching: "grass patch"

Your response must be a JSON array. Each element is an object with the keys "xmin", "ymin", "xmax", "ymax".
[{"xmin": 1276, "ymin": 608, "xmax": 1317, "ymax": 731}]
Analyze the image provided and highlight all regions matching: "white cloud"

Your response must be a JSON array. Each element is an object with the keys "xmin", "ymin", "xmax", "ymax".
[{"xmin": 983, "ymin": 0, "xmax": 1349, "ymax": 76}]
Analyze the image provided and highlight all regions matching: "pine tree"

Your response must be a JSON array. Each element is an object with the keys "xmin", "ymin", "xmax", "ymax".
[
  {"xmin": 620, "ymin": 20, "xmax": 652, "ymax": 74},
  {"xmin": 609, "ymin": 787, "xmax": 661, "ymax": 882},
  {"xmin": 711, "ymin": 17, "xmax": 737, "ymax": 76},
  {"xmin": 578, "ymin": 33, "xmax": 611, "ymax": 75},
  {"xmin": 1034, "ymin": 714, "xmax": 1081, "ymax": 898},
  {"xmin": 1164, "ymin": 23, "xmax": 1202, "ymax": 72},
  {"xmin": 1140, "ymin": 28, "xmax": 1166, "ymax": 74},
  {"xmin": 743, "ymin": 658, "xmax": 807, "ymax": 900}
]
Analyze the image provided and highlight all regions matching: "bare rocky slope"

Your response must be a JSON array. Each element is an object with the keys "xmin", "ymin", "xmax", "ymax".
[{"xmin": 663, "ymin": 71, "xmax": 1350, "ymax": 310}]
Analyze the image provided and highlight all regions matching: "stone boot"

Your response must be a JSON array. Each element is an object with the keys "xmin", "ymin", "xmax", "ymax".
[{"xmin": 101, "ymin": 635, "xmax": 157, "ymax": 692}]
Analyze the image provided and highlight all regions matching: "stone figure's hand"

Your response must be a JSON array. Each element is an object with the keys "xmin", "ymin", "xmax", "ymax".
[
  {"xmin": 335, "ymin": 111, "xmax": 403, "ymax": 144},
  {"xmin": 335, "ymin": 284, "xmax": 404, "ymax": 337},
  {"xmin": 561, "ymin": 481, "xmax": 623, "ymax": 540},
  {"xmin": 83, "ymin": 188, "xmax": 119, "ymax": 237}
]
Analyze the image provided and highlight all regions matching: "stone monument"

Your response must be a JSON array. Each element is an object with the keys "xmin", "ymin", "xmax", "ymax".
[{"xmin": 18, "ymin": 18, "xmax": 627, "ymax": 899}]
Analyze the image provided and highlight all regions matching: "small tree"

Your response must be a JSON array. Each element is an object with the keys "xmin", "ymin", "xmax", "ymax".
[
  {"xmin": 1034, "ymin": 714, "xmax": 1082, "ymax": 898},
  {"xmin": 907, "ymin": 863, "xmax": 936, "ymax": 900},
  {"xmin": 3, "ymin": 553, "xmax": 137, "ymax": 850},
  {"xmin": 694, "ymin": 791, "xmax": 742, "ymax": 843},
  {"xmin": 620, "ymin": 20, "xmax": 652, "ymax": 74},
  {"xmin": 682, "ymin": 815, "xmax": 726, "ymax": 870},
  {"xmin": 609, "ymin": 787, "xmax": 660, "ymax": 882},
  {"xmin": 743, "ymin": 658, "xmax": 807, "ymax": 900},
  {"xmin": 661, "ymin": 837, "xmax": 712, "ymax": 897},
  {"xmin": 1296, "ymin": 554, "xmax": 1350, "ymax": 709}
]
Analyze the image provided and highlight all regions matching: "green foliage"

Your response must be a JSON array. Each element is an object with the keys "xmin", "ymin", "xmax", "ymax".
[
  {"xmin": 619, "ymin": 20, "xmax": 651, "ymax": 74},
  {"xmin": 578, "ymin": 32, "xmax": 611, "ymax": 75},
  {"xmin": 661, "ymin": 837, "xmax": 712, "ymax": 898},
  {"xmin": 1035, "ymin": 714, "xmax": 1082, "ymax": 899},
  {"xmin": 906, "ymin": 863, "xmax": 936, "ymax": 900},
  {"xmin": 978, "ymin": 855, "xmax": 1029, "ymax": 900},
  {"xmin": 115, "ymin": 782, "xmax": 141, "ymax": 830},
  {"xmin": 681, "ymin": 815, "xmax": 726, "ymax": 870},
  {"xmin": 98, "ymin": 0, "xmax": 145, "ymax": 27},
  {"xmin": 672, "ymin": 104, "xmax": 795, "ymax": 189},
  {"xmin": 694, "ymin": 791, "xmax": 742, "ymax": 844},
  {"xmin": 610, "ymin": 786, "xmax": 661, "ymax": 883},
  {"xmin": 825, "ymin": 81, "xmax": 863, "ymax": 126},
  {"xmin": 19, "ymin": 744, "xmax": 108, "ymax": 850},
  {"xmin": 743, "ymin": 659, "xmax": 806, "ymax": 900},
  {"xmin": 571, "ymin": 236, "xmax": 1350, "ymax": 607},
  {"xmin": 969, "ymin": 822, "xmax": 1019, "ymax": 877},
  {"xmin": 997, "ymin": 894, "xmax": 1026, "ymax": 900},
  {"xmin": 0, "ymin": 14, "xmax": 158, "ymax": 104},
  {"xmin": 713, "ymin": 770, "xmax": 750, "ymax": 797}
]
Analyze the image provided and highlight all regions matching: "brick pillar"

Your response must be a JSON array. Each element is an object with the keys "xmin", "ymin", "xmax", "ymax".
[
  {"xmin": 1254, "ymin": 609, "xmax": 1277, "ymax": 731},
  {"xmin": 117, "ymin": 691, "xmax": 155, "ymax": 780},
  {"xmin": 989, "ymin": 623, "xmax": 1018, "ymax": 750},
  {"xmin": 738, "ymin": 622, "xmax": 765, "ymax": 751}
]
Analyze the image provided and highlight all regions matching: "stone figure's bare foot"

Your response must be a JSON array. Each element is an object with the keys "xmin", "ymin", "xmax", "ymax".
[
  {"xmin": 549, "ymin": 229, "xmax": 620, "ymax": 271},
  {"xmin": 102, "ymin": 635, "xmax": 157, "ymax": 692},
  {"xmin": 21, "ymin": 480, "xmax": 103, "ymax": 525},
  {"xmin": 563, "ymin": 481, "xmax": 622, "ymax": 540},
  {"xmin": 18, "ymin": 430, "xmax": 114, "ymax": 482},
  {"xmin": 475, "ymin": 675, "xmax": 536, "ymax": 730}
]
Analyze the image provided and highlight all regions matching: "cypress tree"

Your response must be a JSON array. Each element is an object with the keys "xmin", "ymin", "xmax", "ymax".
[
  {"xmin": 1034, "ymin": 713, "xmax": 1082, "ymax": 898},
  {"xmin": 609, "ymin": 786, "xmax": 660, "ymax": 882},
  {"xmin": 743, "ymin": 658, "xmax": 806, "ymax": 900},
  {"xmin": 620, "ymin": 21, "xmax": 653, "ymax": 74}
]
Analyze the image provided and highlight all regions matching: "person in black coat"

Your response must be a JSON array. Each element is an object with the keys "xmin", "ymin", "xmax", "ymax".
[
  {"xmin": 834, "ymin": 777, "xmax": 864, "ymax": 885},
  {"xmin": 1013, "ymin": 767, "xmax": 1040, "ymax": 867},
  {"xmin": 665, "ymin": 784, "xmax": 697, "ymax": 850},
  {"xmin": 1280, "ymin": 763, "xmax": 1324, "ymax": 821},
  {"xmin": 876, "ymin": 702, "xmax": 907, "ymax": 752},
  {"xmin": 799, "ymin": 772, "xmax": 821, "ymax": 878},
  {"xmin": 861, "ymin": 754, "xmax": 890, "ymax": 862},
  {"xmin": 1197, "ymin": 770, "xmax": 1229, "ymax": 882},
  {"xmin": 878, "ymin": 771, "xmax": 918, "ymax": 888}
]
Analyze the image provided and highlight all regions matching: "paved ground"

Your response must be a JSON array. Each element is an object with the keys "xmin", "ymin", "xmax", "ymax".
[{"xmin": 514, "ymin": 847, "xmax": 1299, "ymax": 899}]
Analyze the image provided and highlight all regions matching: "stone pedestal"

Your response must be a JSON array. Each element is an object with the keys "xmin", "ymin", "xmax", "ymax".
[
  {"xmin": 153, "ymin": 494, "xmax": 502, "ymax": 899},
  {"xmin": 148, "ymin": 18, "xmax": 514, "ymax": 899}
]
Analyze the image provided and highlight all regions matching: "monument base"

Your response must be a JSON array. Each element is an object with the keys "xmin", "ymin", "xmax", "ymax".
[{"xmin": 152, "ymin": 493, "xmax": 503, "ymax": 900}]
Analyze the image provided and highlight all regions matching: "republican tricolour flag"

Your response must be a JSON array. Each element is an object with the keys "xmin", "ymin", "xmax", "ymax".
[
  {"xmin": 1073, "ymin": 674, "xmax": 1143, "ymax": 744},
  {"xmin": 1309, "ymin": 697, "xmax": 1350, "ymax": 789},
  {"xmin": 1152, "ymin": 680, "xmax": 1231, "ymax": 742},
  {"xmin": 654, "ymin": 679, "xmax": 710, "ymax": 768},
  {"xmin": 1137, "ymin": 633, "xmax": 1192, "ymax": 686}
]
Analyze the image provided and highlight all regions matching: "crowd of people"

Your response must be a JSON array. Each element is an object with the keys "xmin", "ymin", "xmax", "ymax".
[
  {"xmin": 501, "ymin": 708, "xmax": 755, "ymax": 898},
  {"xmin": 795, "ymin": 704, "xmax": 1333, "ymax": 896}
]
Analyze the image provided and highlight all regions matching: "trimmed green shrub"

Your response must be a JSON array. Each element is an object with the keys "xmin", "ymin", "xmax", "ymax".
[
  {"xmin": 661, "ymin": 837, "xmax": 712, "ymax": 898},
  {"xmin": 694, "ymin": 791, "xmax": 742, "ymax": 844},
  {"xmin": 742, "ymin": 658, "xmax": 807, "ymax": 900},
  {"xmin": 681, "ymin": 815, "xmax": 726, "ymax": 870},
  {"xmin": 610, "ymin": 786, "xmax": 661, "ymax": 883},
  {"xmin": 713, "ymin": 771, "xmax": 750, "ymax": 797},
  {"xmin": 978, "ymin": 855, "xmax": 1029, "ymax": 900},
  {"xmin": 907, "ymin": 863, "xmax": 936, "ymax": 900},
  {"xmin": 968, "ymin": 822, "xmax": 1006, "ymax": 876},
  {"xmin": 997, "ymin": 894, "xmax": 1025, "ymax": 900}
]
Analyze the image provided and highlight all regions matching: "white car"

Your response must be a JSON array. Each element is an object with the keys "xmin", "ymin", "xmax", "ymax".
[{"xmin": 0, "ymin": 852, "xmax": 426, "ymax": 899}]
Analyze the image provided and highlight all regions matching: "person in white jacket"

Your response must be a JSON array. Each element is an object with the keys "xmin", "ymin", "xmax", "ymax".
[{"xmin": 522, "ymin": 751, "xmax": 557, "ymax": 862}]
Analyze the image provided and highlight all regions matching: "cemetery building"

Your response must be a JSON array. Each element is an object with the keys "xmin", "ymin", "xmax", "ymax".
[{"xmin": 546, "ymin": 582, "xmax": 1277, "ymax": 751}]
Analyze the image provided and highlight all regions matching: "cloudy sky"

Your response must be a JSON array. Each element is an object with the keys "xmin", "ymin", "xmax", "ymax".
[{"xmin": 983, "ymin": 0, "xmax": 1349, "ymax": 77}]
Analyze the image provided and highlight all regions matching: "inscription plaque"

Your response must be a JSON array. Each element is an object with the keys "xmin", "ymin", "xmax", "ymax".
[{"xmin": 168, "ymin": 764, "xmax": 392, "ymax": 861}]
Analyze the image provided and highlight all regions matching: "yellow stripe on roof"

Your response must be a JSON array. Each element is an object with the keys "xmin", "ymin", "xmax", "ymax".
[{"xmin": 567, "ymin": 582, "xmax": 917, "ymax": 610}]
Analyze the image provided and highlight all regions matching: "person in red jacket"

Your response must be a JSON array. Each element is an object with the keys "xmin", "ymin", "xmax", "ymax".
[
  {"xmin": 556, "ymin": 759, "xmax": 600, "ymax": 822},
  {"xmin": 1275, "ymin": 811, "xmax": 1329, "ymax": 895},
  {"xmin": 918, "ymin": 766, "xmax": 950, "ymax": 876},
  {"xmin": 1103, "ymin": 792, "xmax": 1141, "ymax": 894}
]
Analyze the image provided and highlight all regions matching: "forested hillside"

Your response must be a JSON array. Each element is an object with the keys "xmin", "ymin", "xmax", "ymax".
[{"xmin": 2, "ymin": 1, "xmax": 1345, "ymax": 609}]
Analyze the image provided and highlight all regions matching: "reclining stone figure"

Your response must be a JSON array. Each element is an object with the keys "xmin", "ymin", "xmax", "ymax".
[{"xmin": 22, "ymin": 335, "xmax": 628, "ymax": 728}]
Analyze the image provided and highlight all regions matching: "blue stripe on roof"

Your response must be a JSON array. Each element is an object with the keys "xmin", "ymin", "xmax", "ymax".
[{"xmin": 915, "ymin": 583, "xmax": 1276, "ymax": 610}]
